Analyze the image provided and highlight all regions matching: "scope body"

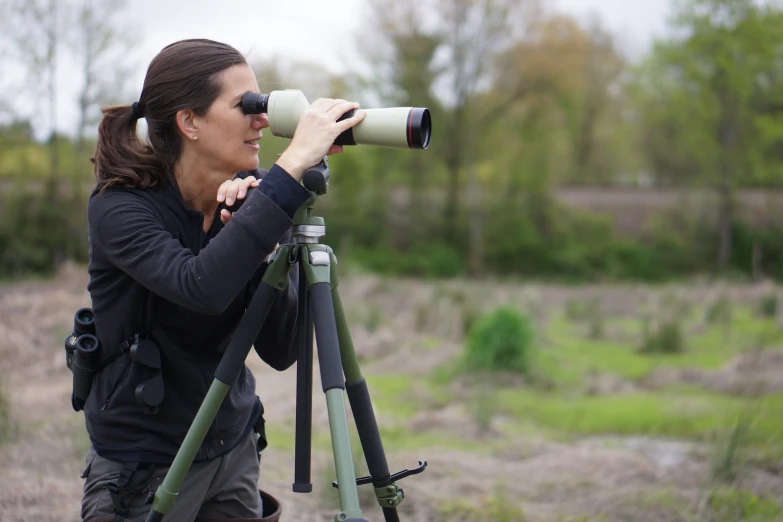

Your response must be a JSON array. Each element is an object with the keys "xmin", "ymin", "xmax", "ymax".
[{"xmin": 241, "ymin": 89, "xmax": 431, "ymax": 150}]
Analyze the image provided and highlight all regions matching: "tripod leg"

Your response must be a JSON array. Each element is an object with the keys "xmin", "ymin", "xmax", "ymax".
[
  {"xmin": 293, "ymin": 260, "xmax": 314, "ymax": 493},
  {"xmin": 145, "ymin": 253, "xmax": 292, "ymax": 522},
  {"xmin": 308, "ymin": 281, "xmax": 365, "ymax": 522},
  {"xmin": 332, "ymin": 289, "xmax": 402, "ymax": 522}
]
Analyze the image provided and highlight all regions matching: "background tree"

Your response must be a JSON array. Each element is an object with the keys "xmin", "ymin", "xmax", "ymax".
[
  {"xmin": 73, "ymin": 0, "xmax": 137, "ymax": 157},
  {"xmin": 630, "ymin": 0, "xmax": 783, "ymax": 268}
]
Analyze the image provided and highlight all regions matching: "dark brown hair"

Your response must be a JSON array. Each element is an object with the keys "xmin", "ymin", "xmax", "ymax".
[{"xmin": 92, "ymin": 39, "xmax": 247, "ymax": 190}]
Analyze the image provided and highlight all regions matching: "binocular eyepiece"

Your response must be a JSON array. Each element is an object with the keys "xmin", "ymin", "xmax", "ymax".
[
  {"xmin": 64, "ymin": 307, "xmax": 100, "ymax": 411},
  {"xmin": 240, "ymin": 90, "xmax": 432, "ymax": 150}
]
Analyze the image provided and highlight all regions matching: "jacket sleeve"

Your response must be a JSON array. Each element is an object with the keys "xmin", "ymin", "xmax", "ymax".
[
  {"xmin": 88, "ymin": 167, "xmax": 299, "ymax": 315},
  {"xmin": 247, "ymin": 228, "xmax": 300, "ymax": 371}
]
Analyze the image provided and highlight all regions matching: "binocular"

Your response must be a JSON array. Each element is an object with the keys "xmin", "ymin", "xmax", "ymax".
[
  {"xmin": 241, "ymin": 89, "xmax": 432, "ymax": 150},
  {"xmin": 64, "ymin": 308, "xmax": 100, "ymax": 410}
]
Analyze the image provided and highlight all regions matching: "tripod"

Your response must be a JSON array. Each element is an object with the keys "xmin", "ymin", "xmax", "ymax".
[{"xmin": 144, "ymin": 164, "xmax": 427, "ymax": 522}]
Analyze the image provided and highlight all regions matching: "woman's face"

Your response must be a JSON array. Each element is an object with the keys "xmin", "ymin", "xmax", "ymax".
[{"xmin": 192, "ymin": 63, "xmax": 269, "ymax": 175}]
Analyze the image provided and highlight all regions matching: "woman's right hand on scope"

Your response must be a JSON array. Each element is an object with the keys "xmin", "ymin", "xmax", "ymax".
[{"xmin": 277, "ymin": 98, "xmax": 366, "ymax": 181}]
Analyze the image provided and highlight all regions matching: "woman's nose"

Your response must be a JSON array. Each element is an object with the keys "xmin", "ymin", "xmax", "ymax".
[{"xmin": 251, "ymin": 113, "xmax": 269, "ymax": 130}]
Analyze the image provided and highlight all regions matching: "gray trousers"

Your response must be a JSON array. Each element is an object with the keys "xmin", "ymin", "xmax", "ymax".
[{"xmin": 81, "ymin": 432, "xmax": 263, "ymax": 522}]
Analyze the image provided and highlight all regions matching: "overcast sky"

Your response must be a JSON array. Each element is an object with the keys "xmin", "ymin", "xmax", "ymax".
[
  {"xmin": 126, "ymin": 0, "xmax": 675, "ymax": 76},
  {"xmin": 3, "ymin": 0, "xmax": 675, "ymax": 138}
]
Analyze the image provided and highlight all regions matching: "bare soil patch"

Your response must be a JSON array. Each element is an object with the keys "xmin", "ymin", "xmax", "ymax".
[{"xmin": 641, "ymin": 350, "xmax": 783, "ymax": 397}]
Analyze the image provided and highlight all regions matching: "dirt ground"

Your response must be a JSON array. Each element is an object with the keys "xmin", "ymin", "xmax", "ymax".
[{"xmin": 1, "ymin": 263, "xmax": 782, "ymax": 522}]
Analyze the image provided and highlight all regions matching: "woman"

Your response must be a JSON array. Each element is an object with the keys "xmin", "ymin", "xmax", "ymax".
[{"xmin": 79, "ymin": 38, "xmax": 365, "ymax": 522}]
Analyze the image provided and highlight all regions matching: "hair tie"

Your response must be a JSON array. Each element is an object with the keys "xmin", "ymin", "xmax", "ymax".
[{"xmin": 131, "ymin": 101, "xmax": 143, "ymax": 120}]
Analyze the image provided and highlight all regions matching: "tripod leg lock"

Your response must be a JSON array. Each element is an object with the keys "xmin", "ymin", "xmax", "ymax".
[{"xmin": 374, "ymin": 483, "xmax": 404, "ymax": 508}]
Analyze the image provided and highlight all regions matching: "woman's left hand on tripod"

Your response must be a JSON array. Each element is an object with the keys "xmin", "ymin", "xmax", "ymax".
[{"xmin": 218, "ymin": 175, "xmax": 260, "ymax": 225}]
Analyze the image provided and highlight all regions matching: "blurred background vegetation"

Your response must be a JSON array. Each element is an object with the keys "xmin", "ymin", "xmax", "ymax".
[{"xmin": 3, "ymin": 0, "xmax": 783, "ymax": 283}]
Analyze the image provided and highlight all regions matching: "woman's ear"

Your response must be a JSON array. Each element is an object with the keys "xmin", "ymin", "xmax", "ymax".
[{"xmin": 175, "ymin": 109, "xmax": 200, "ymax": 141}]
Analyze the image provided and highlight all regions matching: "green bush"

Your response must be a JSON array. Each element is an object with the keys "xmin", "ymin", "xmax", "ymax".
[
  {"xmin": 731, "ymin": 220, "xmax": 783, "ymax": 281},
  {"xmin": 0, "ymin": 177, "xmax": 88, "ymax": 278},
  {"xmin": 638, "ymin": 318, "xmax": 686, "ymax": 355},
  {"xmin": 463, "ymin": 306, "xmax": 536, "ymax": 375},
  {"xmin": 758, "ymin": 293, "xmax": 778, "ymax": 319},
  {"xmin": 707, "ymin": 295, "xmax": 733, "ymax": 324}
]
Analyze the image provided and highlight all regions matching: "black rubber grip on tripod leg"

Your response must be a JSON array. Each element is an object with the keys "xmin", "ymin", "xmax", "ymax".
[
  {"xmin": 309, "ymin": 283, "xmax": 345, "ymax": 392},
  {"xmin": 346, "ymin": 379, "xmax": 390, "ymax": 480}
]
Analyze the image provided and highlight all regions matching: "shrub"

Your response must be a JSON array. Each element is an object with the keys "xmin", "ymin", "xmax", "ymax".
[
  {"xmin": 707, "ymin": 295, "xmax": 733, "ymax": 324},
  {"xmin": 758, "ymin": 293, "xmax": 778, "ymax": 319},
  {"xmin": 637, "ymin": 318, "xmax": 685, "ymax": 355},
  {"xmin": 464, "ymin": 306, "xmax": 536, "ymax": 376}
]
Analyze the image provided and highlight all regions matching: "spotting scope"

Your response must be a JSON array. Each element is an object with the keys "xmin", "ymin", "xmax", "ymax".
[{"xmin": 241, "ymin": 89, "xmax": 431, "ymax": 150}]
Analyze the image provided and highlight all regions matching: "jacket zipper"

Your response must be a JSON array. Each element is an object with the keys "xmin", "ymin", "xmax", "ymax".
[{"xmin": 101, "ymin": 362, "xmax": 131, "ymax": 411}]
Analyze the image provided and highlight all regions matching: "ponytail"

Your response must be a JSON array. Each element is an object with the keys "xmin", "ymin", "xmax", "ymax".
[{"xmin": 92, "ymin": 104, "xmax": 171, "ymax": 192}]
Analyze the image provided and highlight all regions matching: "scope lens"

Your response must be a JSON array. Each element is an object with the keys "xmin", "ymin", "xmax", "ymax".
[
  {"xmin": 241, "ymin": 92, "xmax": 270, "ymax": 114},
  {"xmin": 407, "ymin": 108, "xmax": 431, "ymax": 149}
]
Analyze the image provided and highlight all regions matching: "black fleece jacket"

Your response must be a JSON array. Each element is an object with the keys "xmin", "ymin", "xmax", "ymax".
[{"xmin": 83, "ymin": 165, "xmax": 311, "ymax": 464}]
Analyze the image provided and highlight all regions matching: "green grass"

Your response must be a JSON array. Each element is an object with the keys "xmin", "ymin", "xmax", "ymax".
[
  {"xmin": 708, "ymin": 486, "xmax": 783, "ymax": 521},
  {"xmin": 263, "ymin": 299, "xmax": 783, "ymax": 466},
  {"xmin": 540, "ymin": 308, "xmax": 783, "ymax": 388},
  {"xmin": 494, "ymin": 386, "xmax": 783, "ymax": 454},
  {"xmin": 364, "ymin": 374, "xmax": 420, "ymax": 419},
  {"xmin": 439, "ymin": 483, "xmax": 527, "ymax": 521}
]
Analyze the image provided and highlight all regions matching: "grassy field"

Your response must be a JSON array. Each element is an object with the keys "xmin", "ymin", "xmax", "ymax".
[
  {"xmin": 0, "ymin": 267, "xmax": 782, "ymax": 521},
  {"xmin": 333, "ymin": 278, "xmax": 783, "ymax": 521}
]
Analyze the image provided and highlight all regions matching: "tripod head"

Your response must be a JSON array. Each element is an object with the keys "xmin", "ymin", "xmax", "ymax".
[{"xmin": 292, "ymin": 156, "xmax": 330, "ymax": 244}]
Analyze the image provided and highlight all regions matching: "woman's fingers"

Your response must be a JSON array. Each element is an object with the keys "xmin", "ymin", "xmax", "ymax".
[
  {"xmin": 337, "ymin": 108, "xmax": 366, "ymax": 132},
  {"xmin": 216, "ymin": 180, "xmax": 232, "ymax": 203},
  {"xmin": 220, "ymin": 208, "xmax": 232, "ymax": 225},
  {"xmin": 324, "ymin": 99, "xmax": 353, "ymax": 119},
  {"xmin": 217, "ymin": 176, "xmax": 260, "ymax": 225},
  {"xmin": 326, "ymin": 144, "xmax": 344, "ymax": 156},
  {"xmin": 217, "ymin": 176, "xmax": 259, "ymax": 206}
]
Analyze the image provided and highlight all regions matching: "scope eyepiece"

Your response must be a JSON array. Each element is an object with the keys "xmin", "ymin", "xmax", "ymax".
[{"xmin": 241, "ymin": 92, "xmax": 269, "ymax": 114}]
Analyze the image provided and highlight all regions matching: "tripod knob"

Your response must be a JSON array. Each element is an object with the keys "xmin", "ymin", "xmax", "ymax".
[{"xmin": 302, "ymin": 157, "xmax": 330, "ymax": 195}]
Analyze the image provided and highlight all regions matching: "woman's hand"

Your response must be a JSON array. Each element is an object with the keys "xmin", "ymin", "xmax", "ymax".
[
  {"xmin": 217, "ymin": 175, "xmax": 260, "ymax": 225},
  {"xmin": 276, "ymin": 99, "xmax": 366, "ymax": 180}
]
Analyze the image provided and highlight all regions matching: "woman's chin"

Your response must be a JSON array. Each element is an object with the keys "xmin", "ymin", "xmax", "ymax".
[{"xmin": 235, "ymin": 156, "xmax": 260, "ymax": 172}]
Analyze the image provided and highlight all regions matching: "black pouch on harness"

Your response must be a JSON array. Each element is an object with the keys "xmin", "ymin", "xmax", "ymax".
[{"xmin": 127, "ymin": 334, "xmax": 165, "ymax": 415}]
